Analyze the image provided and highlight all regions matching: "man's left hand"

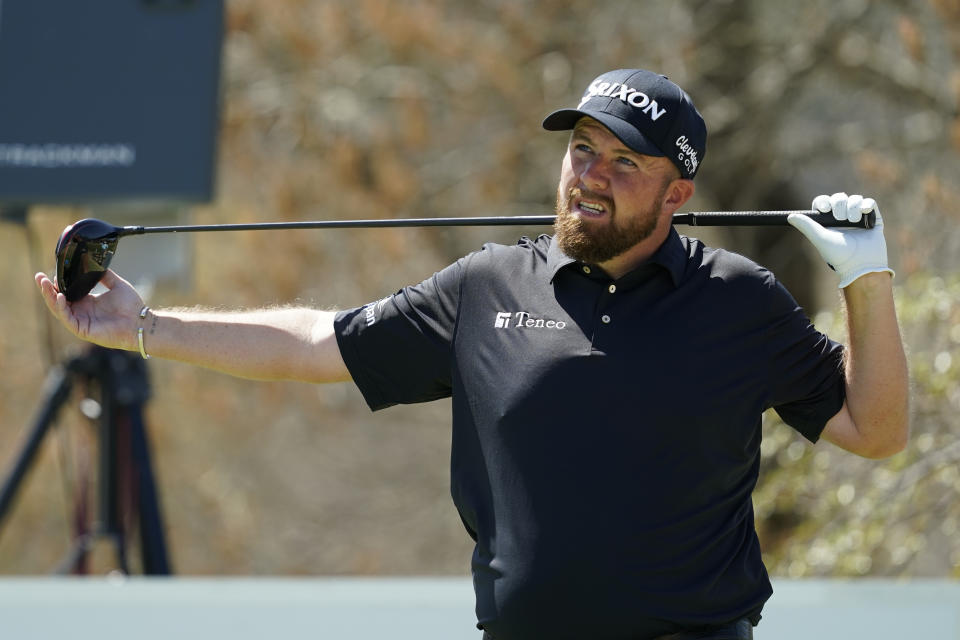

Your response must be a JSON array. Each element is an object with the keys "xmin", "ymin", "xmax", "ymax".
[{"xmin": 787, "ymin": 192, "xmax": 895, "ymax": 288}]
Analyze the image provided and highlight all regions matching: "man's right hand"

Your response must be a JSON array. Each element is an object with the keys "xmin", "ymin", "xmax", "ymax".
[{"xmin": 35, "ymin": 269, "xmax": 146, "ymax": 353}]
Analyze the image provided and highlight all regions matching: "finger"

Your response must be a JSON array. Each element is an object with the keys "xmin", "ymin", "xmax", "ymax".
[
  {"xmin": 812, "ymin": 194, "xmax": 832, "ymax": 213},
  {"xmin": 787, "ymin": 212, "xmax": 827, "ymax": 240},
  {"xmin": 45, "ymin": 280, "xmax": 71, "ymax": 324},
  {"xmin": 35, "ymin": 269, "xmax": 58, "ymax": 292},
  {"xmin": 830, "ymin": 192, "xmax": 848, "ymax": 222},
  {"xmin": 99, "ymin": 268, "xmax": 136, "ymax": 292},
  {"xmin": 847, "ymin": 194, "xmax": 863, "ymax": 223},
  {"xmin": 100, "ymin": 268, "xmax": 120, "ymax": 289},
  {"xmin": 789, "ymin": 213, "xmax": 847, "ymax": 249},
  {"xmin": 55, "ymin": 290, "xmax": 69, "ymax": 317},
  {"xmin": 54, "ymin": 287, "xmax": 87, "ymax": 334},
  {"xmin": 37, "ymin": 274, "xmax": 76, "ymax": 328},
  {"xmin": 36, "ymin": 273, "xmax": 60, "ymax": 312}
]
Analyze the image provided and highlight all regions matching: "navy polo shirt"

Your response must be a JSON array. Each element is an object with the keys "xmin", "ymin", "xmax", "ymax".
[{"xmin": 335, "ymin": 229, "xmax": 845, "ymax": 640}]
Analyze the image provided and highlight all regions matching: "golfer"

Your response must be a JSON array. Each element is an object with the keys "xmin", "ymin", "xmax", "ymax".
[{"xmin": 36, "ymin": 68, "xmax": 909, "ymax": 640}]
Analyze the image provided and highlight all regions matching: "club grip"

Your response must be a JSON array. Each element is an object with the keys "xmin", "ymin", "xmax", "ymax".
[
  {"xmin": 804, "ymin": 210, "xmax": 876, "ymax": 229},
  {"xmin": 676, "ymin": 210, "xmax": 875, "ymax": 229}
]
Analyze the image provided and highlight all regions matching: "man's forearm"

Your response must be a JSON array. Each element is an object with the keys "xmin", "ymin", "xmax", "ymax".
[
  {"xmin": 841, "ymin": 272, "xmax": 910, "ymax": 453},
  {"xmin": 140, "ymin": 307, "xmax": 351, "ymax": 384}
]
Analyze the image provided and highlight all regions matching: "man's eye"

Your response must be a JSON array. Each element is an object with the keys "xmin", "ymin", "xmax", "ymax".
[
  {"xmin": 617, "ymin": 156, "xmax": 637, "ymax": 167},
  {"xmin": 574, "ymin": 144, "xmax": 593, "ymax": 154}
]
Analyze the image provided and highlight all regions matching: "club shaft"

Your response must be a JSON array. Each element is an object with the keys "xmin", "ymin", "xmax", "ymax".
[
  {"xmin": 117, "ymin": 210, "xmax": 873, "ymax": 236},
  {"xmin": 119, "ymin": 216, "xmax": 557, "ymax": 236}
]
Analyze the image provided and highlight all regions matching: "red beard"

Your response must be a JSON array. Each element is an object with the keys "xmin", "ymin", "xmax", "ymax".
[{"xmin": 553, "ymin": 185, "xmax": 664, "ymax": 266}]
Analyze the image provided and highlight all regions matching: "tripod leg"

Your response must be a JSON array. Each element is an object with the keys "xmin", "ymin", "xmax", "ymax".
[
  {"xmin": 92, "ymin": 347, "xmax": 171, "ymax": 575},
  {"xmin": 0, "ymin": 365, "xmax": 73, "ymax": 535},
  {"xmin": 94, "ymin": 350, "xmax": 130, "ymax": 575},
  {"xmin": 129, "ymin": 406, "xmax": 171, "ymax": 574}
]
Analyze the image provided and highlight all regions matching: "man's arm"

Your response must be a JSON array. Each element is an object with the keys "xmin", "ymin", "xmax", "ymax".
[
  {"xmin": 820, "ymin": 272, "xmax": 909, "ymax": 458},
  {"xmin": 35, "ymin": 269, "xmax": 351, "ymax": 384},
  {"xmin": 137, "ymin": 306, "xmax": 350, "ymax": 384},
  {"xmin": 788, "ymin": 193, "xmax": 909, "ymax": 459}
]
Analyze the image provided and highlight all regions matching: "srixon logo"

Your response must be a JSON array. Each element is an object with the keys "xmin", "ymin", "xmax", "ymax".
[
  {"xmin": 494, "ymin": 311, "xmax": 567, "ymax": 330},
  {"xmin": 577, "ymin": 80, "xmax": 668, "ymax": 121}
]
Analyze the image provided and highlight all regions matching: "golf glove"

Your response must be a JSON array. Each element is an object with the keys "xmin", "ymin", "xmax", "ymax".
[{"xmin": 787, "ymin": 193, "xmax": 895, "ymax": 289}]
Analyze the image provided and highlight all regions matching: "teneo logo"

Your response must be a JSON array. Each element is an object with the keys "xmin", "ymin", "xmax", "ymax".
[
  {"xmin": 494, "ymin": 311, "xmax": 567, "ymax": 330},
  {"xmin": 675, "ymin": 135, "xmax": 700, "ymax": 175},
  {"xmin": 577, "ymin": 81, "xmax": 667, "ymax": 121},
  {"xmin": 494, "ymin": 311, "xmax": 513, "ymax": 328}
]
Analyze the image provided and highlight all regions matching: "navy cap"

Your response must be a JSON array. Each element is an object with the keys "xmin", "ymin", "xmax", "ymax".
[{"xmin": 542, "ymin": 69, "xmax": 707, "ymax": 180}]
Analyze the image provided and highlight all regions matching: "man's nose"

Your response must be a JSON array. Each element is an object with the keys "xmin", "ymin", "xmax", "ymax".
[{"xmin": 579, "ymin": 158, "xmax": 609, "ymax": 191}]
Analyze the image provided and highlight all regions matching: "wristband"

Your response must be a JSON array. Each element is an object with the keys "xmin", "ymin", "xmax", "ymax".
[{"xmin": 138, "ymin": 306, "xmax": 151, "ymax": 360}]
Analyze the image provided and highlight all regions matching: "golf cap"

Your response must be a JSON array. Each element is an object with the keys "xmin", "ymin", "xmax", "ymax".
[{"xmin": 542, "ymin": 69, "xmax": 707, "ymax": 180}]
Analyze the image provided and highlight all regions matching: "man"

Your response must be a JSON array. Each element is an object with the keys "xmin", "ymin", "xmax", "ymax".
[{"xmin": 36, "ymin": 69, "xmax": 909, "ymax": 639}]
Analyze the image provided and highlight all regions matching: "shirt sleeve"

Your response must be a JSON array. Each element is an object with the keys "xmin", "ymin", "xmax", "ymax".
[
  {"xmin": 334, "ymin": 256, "xmax": 465, "ymax": 411},
  {"xmin": 763, "ymin": 275, "xmax": 847, "ymax": 442}
]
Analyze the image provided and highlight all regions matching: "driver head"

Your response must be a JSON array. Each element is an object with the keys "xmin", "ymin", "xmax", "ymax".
[{"xmin": 55, "ymin": 218, "xmax": 120, "ymax": 302}]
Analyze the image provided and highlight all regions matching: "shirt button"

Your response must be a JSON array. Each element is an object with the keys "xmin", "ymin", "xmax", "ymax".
[
  {"xmin": 608, "ymin": 284, "xmax": 617, "ymax": 293},
  {"xmin": 601, "ymin": 314, "xmax": 611, "ymax": 324},
  {"xmin": 582, "ymin": 265, "xmax": 592, "ymax": 274}
]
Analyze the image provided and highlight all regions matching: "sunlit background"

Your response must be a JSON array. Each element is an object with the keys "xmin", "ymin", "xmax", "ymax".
[{"xmin": 0, "ymin": 1, "xmax": 958, "ymax": 636}]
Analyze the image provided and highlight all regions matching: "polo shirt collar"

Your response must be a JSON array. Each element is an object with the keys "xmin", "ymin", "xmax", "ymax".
[
  {"xmin": 546, "ymin": 236, "xmax": 578, "ymax": 281},
  {"xmin": 649, "ymin": 227, "xmax": 686, "ymax": 287},
  {"xmin": 547, "ymin": 227, "xmax": 686, "ymax": 287}
]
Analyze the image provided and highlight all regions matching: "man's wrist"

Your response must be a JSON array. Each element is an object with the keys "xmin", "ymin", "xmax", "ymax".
[
  {"xmin": 841, "ymin": 270, "xmax": 894, "ymax": 298},
  {"xmin": 838, "ymin": 266, "xmax": 895, "ymax": 290}
]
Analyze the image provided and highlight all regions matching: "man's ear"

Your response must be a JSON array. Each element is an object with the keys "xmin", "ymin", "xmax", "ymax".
[{"xmin": 664, "ymin": 179, "xmax": 695, "ymax": 214}]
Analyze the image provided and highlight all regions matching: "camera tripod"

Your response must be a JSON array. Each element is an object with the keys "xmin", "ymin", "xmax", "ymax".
[{"xmin": 0, "ymin": 345, "xmax": 171, "ymax": 575}]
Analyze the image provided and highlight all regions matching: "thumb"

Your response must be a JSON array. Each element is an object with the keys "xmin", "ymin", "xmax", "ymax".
[
  {"xmin": 787, "ymin": 212, "xmax": 828, "ymax": 242},
  {"xmin": 788, "ymin": 213, "xmax": 855, "ymax": 267},
  {"xmin": 99, "ymin": 268, "xmax": 124, "ymax": 289}
]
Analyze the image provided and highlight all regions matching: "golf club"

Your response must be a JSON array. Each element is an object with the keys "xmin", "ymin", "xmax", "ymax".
[{"xmin": 54, "ymin": 209, "xmax": 876, "ymax": 303}]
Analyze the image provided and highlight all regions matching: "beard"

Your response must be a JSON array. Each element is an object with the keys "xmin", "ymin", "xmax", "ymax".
[{"xmin": 554, "ymin": 183, "xmax": 668, "ymax": 265}]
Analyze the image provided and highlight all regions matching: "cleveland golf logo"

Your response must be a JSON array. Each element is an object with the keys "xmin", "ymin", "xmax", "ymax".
[
  {"xmin": 578, "ymin": 80, "xmax": 668, "ymax": 121},
  {"xmin": 675, "ymin": 135, "xmax": 700, "ymax": 175},
  {"xmin": 494, "ymin": 311, "xmax": 567, "ymax": 330}
]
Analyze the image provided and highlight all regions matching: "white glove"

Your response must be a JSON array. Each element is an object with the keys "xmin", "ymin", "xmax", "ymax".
[{"xmin": 787, "ymin": 192, "xmax": 895, "ymax": 289}]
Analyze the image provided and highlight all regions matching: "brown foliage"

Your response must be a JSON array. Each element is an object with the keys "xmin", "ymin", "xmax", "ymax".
[{"xmin": 2, "ymin": 0, "xmax": 959, "ymax": 577}]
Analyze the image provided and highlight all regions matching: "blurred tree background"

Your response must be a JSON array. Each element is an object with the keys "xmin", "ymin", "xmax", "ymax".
[{"xmin": 1, "ymin": 0, "xmax": 958, "ymax": 578}]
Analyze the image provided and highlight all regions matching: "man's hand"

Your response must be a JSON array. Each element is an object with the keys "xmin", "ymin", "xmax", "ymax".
[
  {"xmin": 789, "ymin": 194, "xmax": 909, "ymax": 458},
  {"xmin": 35, "ymin": 269, "xmax": 145, "ymax": 352},
  {"xmin": 787, "ymin": 193, "xmax": 895, "ymax": 288}
]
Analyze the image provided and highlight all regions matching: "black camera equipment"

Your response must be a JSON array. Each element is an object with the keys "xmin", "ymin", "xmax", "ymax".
[
  {"xmin": 0, "ymin": 0, "xmax": 224, "ymax": 573},
  {"xmin": 0, "ymin": 346, "xmax": 170, "ymax": 574}
]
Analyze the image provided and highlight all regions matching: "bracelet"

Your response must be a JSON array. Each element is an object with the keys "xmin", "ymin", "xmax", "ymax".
[{"xmin": 137, "ymin": 306, "xmax": 151, "ymax": 360}]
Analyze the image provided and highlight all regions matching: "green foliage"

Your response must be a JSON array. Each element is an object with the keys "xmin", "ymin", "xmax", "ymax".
[{"xmin": 755, "ymin": 273, "xmax": 960, "ymax": 578}]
